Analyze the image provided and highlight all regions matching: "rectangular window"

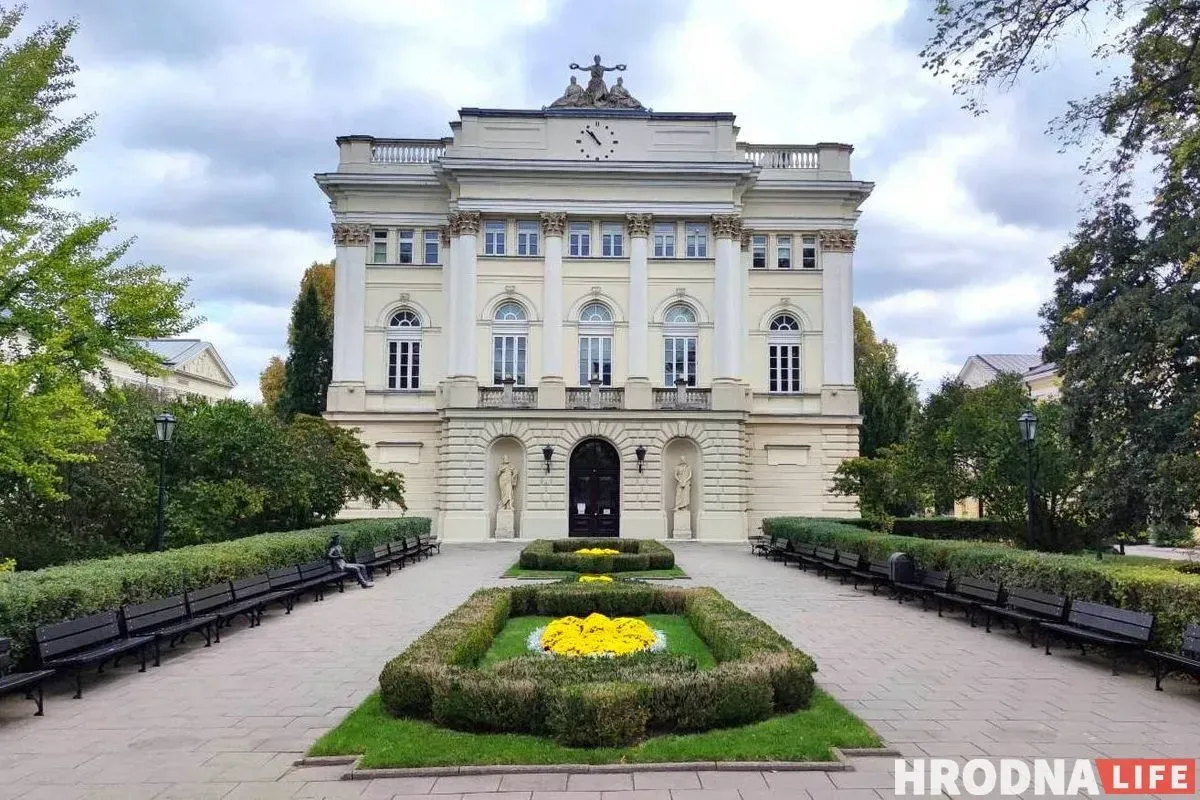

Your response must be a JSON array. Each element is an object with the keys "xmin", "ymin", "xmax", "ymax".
[
  {"xmin": 685, "ymin": 223, "xmax": 708, "ymax": 258},
  {"xmin": 777, "ymin": 235, "xmax": 792, "ymax": 269},
  {"xmin": 752, "ymin": 235, "xmax": 767, "ymax": 269},
  {"xmin": 664, "ymin": 337, "xmax": 697, "ymax": 386},
  {"xmin": 801, "ymin": 235, "xmax": 818, "ymax": 269},
  {"xmin": 601, "ymin": 223, "xmax": 624, "ymax": 257},
  {"xmin": 387, "ymin": 341, "xmax": 420, "ymax": 389},
  {"xmin": 578, "ymin": 336, "xmax": 613, "ymax": 385},
  {"xmin": 423, "ymin": 230, "xmax": 440, "ymax": 264},
  {"xmin": 398, "ymin": 229, "xmax": 414, "ymax": 264},
  {"xmin": 517, "ymin": 221, "xmax": 539, "ymax": 256},
  {"xmin": 372, "ymin": 229, "xmax": 388, "ymax": 264},
  {"xmin": 653, "ymin": 223, "xmax": 675, "ymax": 258},
  {"xmin": 492, "ymin": 335, "xmax": 527, "ymax": 385},
  {"xmin": 769, "ymin": 344, "xmax": 801, "ymax": 393},
  {"xmin": 569, "ymin": 222, "xmax": 591, "ymax": 256},
  {"xmin": 484, "ymin": 221, "xmax": 506, "ymax": 255}
]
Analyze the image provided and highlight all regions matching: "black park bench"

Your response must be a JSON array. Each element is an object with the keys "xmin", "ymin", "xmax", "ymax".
[
  {"xmin": 356, "ymin": 544, "xmax": 398, "ymax": 578},
  {"xmin": 893, "ymin": 569, "xmax": 950, "ymax": 609},
  {"xmin": 185, "ymin": 582, "xmax": 250, "ymax": 641},
  {"xmin": 122, "ymin": 595, "xmax": 217, "ymax": 667},
  {"xmin": 791, "ymin": 543, "xmax": 819, "ymax": 571},
  {"xmin": 978, "ymin": 587, "xmax": 1068, "ymax": 647},
  {"xmin": 0, "ymin": 637, "xmax": 55, "ymax": 716},
  {"xmin": 395, "ymin": 537, "xmax": 423, "ymax": 565},
  {"xmin": 812, "ymin": 547, "xmax": 852, "ymax": 579},
  {"xmin": 1041, "ymin": 600, "xmax": 1154, "ymax": 675},
  {"xmin": 849, "ymin": 559, "xmax": 893, "ymax": 594},
  {"xmin": 1148, "ymin": 622, "xmax": 1200, "ymax": 691},
  {"xmin": 933, "ymin": 577, "xmax": 1003, "ymax": 627},
  {"xmin": 748, "ymin": 534, "xmax": 769, "ymax": 556},
  {"xmin": 417, "ymin": 532, "xmax": 440, "ymax": 556},
  {"xmin": 35, "ymin": 611, "xmax": 153, "ymax": 699},
  {"xmin": 833, "ymin": 551, "xmax": 863, "ymax": 583}
]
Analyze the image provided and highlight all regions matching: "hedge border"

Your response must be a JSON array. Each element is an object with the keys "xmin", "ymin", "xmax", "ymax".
[
  {"xmin": 378, "ymin": 583, "xmax": 816, "ymax": 747},
  {"xmin": 764, "ymin": 516, "xmax": 1200, "ymax": 652},
  {"xmin": 518, "ymin": 539, "xmax": 675, "ymax": 573},
  {"xmin": 0, "ymin": 517, "xmax": 431, "ymax": 665}
]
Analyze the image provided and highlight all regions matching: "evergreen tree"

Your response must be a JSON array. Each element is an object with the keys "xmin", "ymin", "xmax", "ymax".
[{"xmin": 278, "ymin": 281, "xmax": 332, "ymax": 418}]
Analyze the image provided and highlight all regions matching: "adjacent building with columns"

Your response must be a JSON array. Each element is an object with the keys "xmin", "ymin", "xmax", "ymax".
[{"xmin": 316, "ymin": 76, "xmax": 872, "ymax": 541}]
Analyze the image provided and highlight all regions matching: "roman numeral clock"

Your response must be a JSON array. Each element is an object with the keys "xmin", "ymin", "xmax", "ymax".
[{"xmin": 577, "ymin": 123, "xmax": 619, "ymax": 160}]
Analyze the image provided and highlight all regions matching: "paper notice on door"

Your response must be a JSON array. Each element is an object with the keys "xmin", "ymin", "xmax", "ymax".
[
  {"xmin": 602, "ymin": 508, "xmax": 611, "ymax": 515},
  {"xmin": 576, "ymin": 502, "xmax": 585, "ymax": 514}
]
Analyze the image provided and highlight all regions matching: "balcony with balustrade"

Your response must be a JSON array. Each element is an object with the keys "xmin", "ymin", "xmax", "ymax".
[
  {"xmin": 652, "ymin": 383, "xmax": 711, "ymax": 411},
  {"xmin": 479, "ymin": 379, "xmax": 537, "ymax": 409}
]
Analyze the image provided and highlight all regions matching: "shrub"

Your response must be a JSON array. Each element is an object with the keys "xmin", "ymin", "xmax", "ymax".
[
  {"xmin": 376, "ymin": 584, "xmax": 818, "ymax": 747},
  {"xmin": 764, "ymin": 516, "xmax": 1200, "ymax": 651},
  {"xmin": 518, "ymin": 539, "xmax": 674, "ymax": 573},
  {"xmin": 0, "ymin": 517, "xmax": 429, "ymax": 665},
  {"xmin": 891, "ymin": 517, "xmax": 1020, "ymax": 542}
]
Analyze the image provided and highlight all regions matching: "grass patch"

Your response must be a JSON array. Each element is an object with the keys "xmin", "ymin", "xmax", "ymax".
[
  {"xmin": 503, "ymin": 564, "xmax": 688, "ymax": 579},
  {"xmin": 478, "ymin": 614, "xmax": 717, "ymax": 670},
  {"xmin": 309, "ymin": 689, "xmax": 882, "ymax": 767}
]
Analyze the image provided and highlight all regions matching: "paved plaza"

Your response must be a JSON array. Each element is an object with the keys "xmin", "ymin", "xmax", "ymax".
[{"xmin": 0, "ymin": 543, "xmax": 1197, "ymax": 799}]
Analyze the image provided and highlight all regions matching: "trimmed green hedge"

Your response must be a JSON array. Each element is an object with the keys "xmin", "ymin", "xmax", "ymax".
[
  {"xmin": 518, "ymin": 539, "xmax": 675, "ymax": 573},
  {"xmin": 378, "ymin": 583, "xmax": 815, "ymax": 747},
  {"xmin": 0, "ymin": 517, "xmax": 430, "ymax": 665},
  {"xmin": 891, "ymin": 517, "xmax": 1019, "ymax": 542},
  {"xmin": 764, "ymin": 517, "xmax": 1200, "ymax": 651}
]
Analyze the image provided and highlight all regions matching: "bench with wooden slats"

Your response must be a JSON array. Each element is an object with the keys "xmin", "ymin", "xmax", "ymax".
[
  {"xmin": 1148, "ymin": 621, "xmax": 1200, "ymax": 691},
  {"xmin": 933, "ymin": 577, "xmax": 1003, "ymax": 626},
  {"xmin": 1041, "ymin": 600, "xmax": 1154, "ymax": 674},
  {"xmin": 893, "ymin": 569, "xmax": 950, "ymax": 610},
  {"xmin": 122, "ymin": 595, "xmax": 217, "ymax": 667},
  {"xmin": 833, "ymin": 551, "xmax": 863, "ymax": 583},
  {"xmin": 417, "ymin": 532, "xmax": 440, "ymax": 556},
  {"xmin": 811, "ymin": 546, "xmax": 852, "ymax": 579},
  {"xmin": 35, "ymin": 611, "xmax": 153, "ymax": 699},
  {"xmin": 295, "ymin": 560, "xmax": 345, "ymax": 600},
  {"xmin": 848, "ymin": 559, "xmax": 892, "ymax": 594},
  {"xmin": 356, "ymin": 543, "xmax": 398, "ymax": 578},
  {"xmin": 0, "ymin": 637, "xmax": 55, "ymax": 715},
  {"xmin": 978, "ymin": 586, "xmax": 1067, "ymax": 647}
]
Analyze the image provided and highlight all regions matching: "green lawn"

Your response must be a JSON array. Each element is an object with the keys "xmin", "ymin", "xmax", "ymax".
[
  {"xmin": 502, "ymin": 564, "xmax": 688, "ymax": 579},
  {"xmin": 308, "ymin": 689, "xmax": 882, "ymax": 767},
  {"xmin": 478, "ymin": 614, "xmax": 717, "ymax": 669}
]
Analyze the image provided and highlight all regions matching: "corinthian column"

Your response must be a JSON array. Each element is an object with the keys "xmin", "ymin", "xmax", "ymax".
[
  {"xmin": 712, "ymin": 214, "xmax": 742, "ymax": 381},
  {"xmin": 626, "ymin": 213, "xmax": 652, "ymax": 380},
  {"xmin": 449, "ymin": 211, "xmax": 480, "ymax": 379},
  {"xmin": 540, "ymin": 212, "xmax": 566, "ymax": 382},
  {"xmin": 820, "ymin": 229, "xmax": 856, "ymax": 389}
]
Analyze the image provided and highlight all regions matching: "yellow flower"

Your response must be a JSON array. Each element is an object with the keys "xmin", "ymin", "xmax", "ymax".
[
  {"xmin": 575, "ymin": 547, "xmax": 620, "ymax": 556},
  {"xmin": 579, "ymin": 574, "xmax": 613, "ymax": 583},
  {"xmin": 539, "ymin": 613, "xmax": 658, "ymax": 657}
]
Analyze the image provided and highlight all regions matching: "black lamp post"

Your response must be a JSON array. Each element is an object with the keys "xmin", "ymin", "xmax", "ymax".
[
  {"xmin": 154, "ymin": 413, "xmax": 176, "ymax": 551},
  {"xmin": 1017, "ymin": 410, "xmax": 1037, "ymax": 549},
  {"xmin": 542, "ymin": 445, "xmax": 554, "ymax": 474}
]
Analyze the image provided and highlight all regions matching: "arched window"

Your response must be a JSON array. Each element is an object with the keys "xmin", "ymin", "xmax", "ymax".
[
  {"xmin": 663, "ymin": 303, "xmax": 698, "ymax": 386},
  {"xmin": 386, "ymin": 309, "xmax": 422, "ymax": 390},
  {"xmin": 578, "ymin": 302, "xmax": 614, "ymax": 385},
  {"xmin": 492, "ymin": 302, "xmax": 528, "ymax": 385},
  {"xmin": 768, "ymin": 313, "xmax": 802, "ymax": 393}
]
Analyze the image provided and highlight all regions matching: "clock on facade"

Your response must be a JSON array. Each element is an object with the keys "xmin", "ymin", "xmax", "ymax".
[{"xmin": 576, "ymin": 122, "xmax": 619, "ymax": 160}]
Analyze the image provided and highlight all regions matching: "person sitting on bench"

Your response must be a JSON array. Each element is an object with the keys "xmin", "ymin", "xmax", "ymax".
[{"xmin": 326, "ymin": 534, "xmax": 373, "ymax": 588}]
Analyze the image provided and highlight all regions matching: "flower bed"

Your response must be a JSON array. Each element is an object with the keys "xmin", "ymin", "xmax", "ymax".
[
  {"xmin": 534, "ymin": 613, "xmax": 663, "ymax": 657},
  {"xmin": 518, "ymin": 538, "xmax": 675, "ymax": 573},
  {"xmin": 377, "ymin": 582, "xmax": 815, "ymax": 747}
]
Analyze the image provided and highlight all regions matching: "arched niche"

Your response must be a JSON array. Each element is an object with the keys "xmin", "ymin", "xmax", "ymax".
[
  {"xmin": 662, "ymin": 437, "xmax": 701, "ymax": 538},
  {"xmin": 487, "ymin": 436, "xmax": 526, "ymax": 538}
]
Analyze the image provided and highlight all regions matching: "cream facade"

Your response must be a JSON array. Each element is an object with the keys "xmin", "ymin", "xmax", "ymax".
[
  {"xmin": 96, "ymin": 339, "xmax": 237, "ymax": 400},
  {"xmin": 316, "ymin": 96, "xmax": 872, "ymax": 541}
]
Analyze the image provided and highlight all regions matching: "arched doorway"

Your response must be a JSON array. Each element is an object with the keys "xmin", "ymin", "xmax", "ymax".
[{"xmin": 568, "ymin": 438, "xmax": 620, "ymax": 537}]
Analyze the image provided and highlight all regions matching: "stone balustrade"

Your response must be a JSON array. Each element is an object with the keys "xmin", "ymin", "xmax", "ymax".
[
  {"xmin": 739, "ymin": 144, "xmax": 820, "ymax": 169},
  {"xmin": 566, "ymin": 386, "xmax": 624, "ymax": 410},
  {"xmin": 370, "ymin": 139, "xmax": 447, "ymax": 164},
  {"xmin": 478, "ymin": 384, "xmax": 537, "ymax": 409},
  {"xmin": 652, "ymin": 386, "xmax": 712, "ymax": 410}
]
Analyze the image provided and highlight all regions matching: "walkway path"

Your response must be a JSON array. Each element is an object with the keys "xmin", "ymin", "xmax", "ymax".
[{"xmin": 1, "ymin": 542, "xmax": 1197, "ymax": 800}]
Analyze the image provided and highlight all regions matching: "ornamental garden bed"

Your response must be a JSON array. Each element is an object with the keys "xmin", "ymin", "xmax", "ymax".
[
  {"xmin": 509, "ymin": 538, "xmax": 681, "ymax": 579},
  {"xmin": 309, "ymin": 581, "xmax": 881, "ymax": 766}
]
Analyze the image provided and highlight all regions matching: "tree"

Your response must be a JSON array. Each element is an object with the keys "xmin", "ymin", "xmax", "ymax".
[
  {"xmin": 300, "ymin": 261, "xmax": 334, "ymax": 322},
  {"xmin": 259, "ymin": 356, "xmax": 285, "ymax": 410},
  {"xmin": 0, "ymin": 7, "xmax": 193, "ymax": 498},
  {"xmin": 854, "ymin": 307, "xmax": 919, "ymax": 457},
  {"xmin": 278, "ymin": 281, "xmax": 332, "ymax": 418}
]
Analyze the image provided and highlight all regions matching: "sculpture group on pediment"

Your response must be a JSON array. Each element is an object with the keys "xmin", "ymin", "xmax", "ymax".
[{"xmin": 549, "ymin": 55, "xmax": 645, "ymax": 110}]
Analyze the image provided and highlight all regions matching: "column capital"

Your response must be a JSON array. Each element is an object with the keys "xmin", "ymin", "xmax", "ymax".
[
  {"xmin": 819, "ymin": 228, "xmax": 857, "ymax": 253},
  {"xmin": 625, "ymin": 213, "xmax": 653, "ymax": 238},
  {"xmin": 711, "ymin": 214, "xmax": 743, "ymax": 239},
  {"xmin": 449, "ymin": 210, "xmax": 481, "ymax": 236},
  {"xmin": 739, "ymin": 227, "xmax": 753, "ymax": 248},
  {"xmin": 331, "ymin": 223, "xmax": 371, "ymax": 247},
  {"xmin": 540, "ymin": 212, "xmax": 567, "ymax": 236}
]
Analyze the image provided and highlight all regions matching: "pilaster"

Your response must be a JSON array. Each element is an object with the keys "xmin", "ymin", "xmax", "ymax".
[
  {"xmin": 330, "ymin": 223, "xmax": 368, "ymax": 410},
  {"xmin": 627, "ymin": 213, "xmax": 652, "ymax": 379},
  {"xmin": 712, "ymin": 214, "xmax": 742, "ymax": 380},
  {"xmin": 449, "ymin": 211, "xmax": 480, "ymax": 378},
  {"xmin": 820, "ymin": 228, "xmax": 856, "ymax": 388},
  {"xmin": 541, "ymin": 212, "xmax": 566, "ymax": 382}
]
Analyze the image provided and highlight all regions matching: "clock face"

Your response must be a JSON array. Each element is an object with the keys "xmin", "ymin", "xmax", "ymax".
[{"xmin": 576, "ymin": 122, "xmax": 618, "ymax": 160}]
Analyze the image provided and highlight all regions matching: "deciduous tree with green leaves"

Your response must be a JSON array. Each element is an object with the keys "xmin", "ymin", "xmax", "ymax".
[{"xmin": 853, "ymin": 307, "xmax": 919, "ymax": 458}]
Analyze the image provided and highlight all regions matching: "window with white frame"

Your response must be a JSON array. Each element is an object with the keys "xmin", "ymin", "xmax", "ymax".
[
  {"xmin": 569, "ymin": 222, "xmax": 591, "ymax": 256},
  {"xmin": 484, "ymin": 221, "xmax": 506, "ymax": 255},
  {"xmin": 663, "ymin": 303, "xmax": 698, "ymax": 386},
  {"xmin": 777, "ymin": 235, "xmax": 792, "ymax": 269},
  {"xmin": 685, "ymin": 223, "xmax": 708, "ymax": 258},
  {"xmin": 398, "ymin": 229, "xmax": 414, "ymax": 264},
  {"xmin": 801, "ymin": 235, "xmax": 818, "ymax": 269},
  {"xmin": 577, "ymin": 301, "xmax": 613, "ymax": 385},
  {"xmin": 492, "ymin": 302, "xmax": 527, "ymax": 385},
  {"xmin": 517, "ymin": 221, "xmax": 539, "ymax": 256},
  {"xmin": 386, "ymin": 309, "xmax": 421, "ymax": 390},
  {"xmin": 601, "ymin": 223, "xmax": 624, "ymax": 257},
  {"xmin": 768, "ymin": 313, "xmax": 802, "ymax": 393},
  {"xmin": 372, "ymin": 229, "xmax": 388, "ymax": 264},
  {"xmin": 653, "ymin": 223, "xmax": 675, "ymax": 257},
  {"xmin": 751, "ymin": 235, "xmax": 767, "ymax": 269},
  {"xmin": 424, "ymin": 230, "xmax": 439, "ymax": 264}
]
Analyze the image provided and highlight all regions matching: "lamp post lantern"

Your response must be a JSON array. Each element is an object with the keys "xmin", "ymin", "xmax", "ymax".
[
  {"xmin": 1018, "ymin": 411, "xmax": 1037, "ymax": 549},
  {"xmin": 154, "ymin": 413, "xmax": 176, "ymax": 552}
]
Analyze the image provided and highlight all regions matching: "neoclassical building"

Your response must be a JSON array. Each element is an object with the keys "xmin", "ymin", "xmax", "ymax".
[{"xmin": 316, "ymin": 63, "xmax": 872, "ymax": 541}]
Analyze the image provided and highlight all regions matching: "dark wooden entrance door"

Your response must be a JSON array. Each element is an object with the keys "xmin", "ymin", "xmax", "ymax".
[{"xmin": 568, "ymin": 439, "xmax": 620, "ymax": 536}]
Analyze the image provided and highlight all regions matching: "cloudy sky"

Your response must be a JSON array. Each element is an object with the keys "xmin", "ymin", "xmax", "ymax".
[{"xmin": 28, "ymin": 0, "xmax": 1117, "ymax": 399}]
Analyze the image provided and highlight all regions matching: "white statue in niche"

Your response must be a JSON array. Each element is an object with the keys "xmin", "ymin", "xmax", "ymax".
[
  {"xmin": 497, "ymin": 456, "xmax": 518, "ymax": 511},
  {"xmin": 673, "ymin": 457, "xmax": 692, "ymax": 511}
]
